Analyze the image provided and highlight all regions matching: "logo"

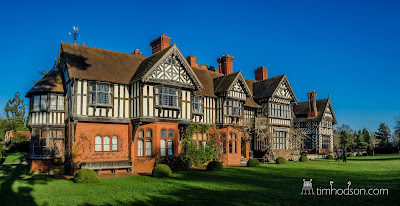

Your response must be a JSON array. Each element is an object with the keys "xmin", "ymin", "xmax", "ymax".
[{"xmin": 300, "ymin": 179, "xmax": 389, "ymax": 196}]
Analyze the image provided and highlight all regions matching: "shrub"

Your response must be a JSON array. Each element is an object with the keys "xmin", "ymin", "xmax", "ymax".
[
  {"xmin": 74, "ymin": 169, "xmax": 99, "ymax": 183},
  {"xmin": 362, "ymin": 153, "xmax": 368, "ymax": 156},
  {"xmin": 206, "ymin": 161, "xmax": 223, "ymax": 171},
  {"xmin": 247, "ymin": 159, "xmax": 260, "ymax": 167},
  {"xmin": 356, "ymin": 153, "xmax": 362, "ymax": 157},
  {"xmin": 152, "ymin": 164, "xmax": 173, "ymax": 178},
  {"xmin": 367, "ymin": 145, "xmax": 374, "ymax": 155},
  {"xmin": 155, "ymin": 156, "xmax": 190, "ymax": 172},
  {"xmin": 347, "ymin": 153, "xmax": 354, "ymax": 157},
  {"xmin": 347, "ymin": 147, "xmax": 352, "ymax": 152},
  {"xmin": 326, "ymin": 155, "xmax": 334, "ymax": 160},
  {"xmin": 299, "ymin": 155, "xmax": 309, "ymax": 162},
  {"xmin": 276, "ymin": 157, "xmax": 287, "ymax": 164}
]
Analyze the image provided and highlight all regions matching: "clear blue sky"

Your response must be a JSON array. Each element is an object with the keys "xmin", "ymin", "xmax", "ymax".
[{"xmin": 0, "ymin": 0, "xmax": 399, "ymax": 132}]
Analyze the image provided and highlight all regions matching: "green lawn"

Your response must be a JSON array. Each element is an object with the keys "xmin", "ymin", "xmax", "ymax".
[
  {"xmin": 3, "ymin": 152, "xmax": 27, "ymax": 163},
  {"xmin": 0, "ymin": 154, "xmax": 399, "ymax": 206}
]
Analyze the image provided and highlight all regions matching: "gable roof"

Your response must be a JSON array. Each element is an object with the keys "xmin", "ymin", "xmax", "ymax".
[
  {"xmin": 60, "ymin": 42, "xmax": 146, "ymax": 84},
  {"xmin": 252, "ymin": 74, "xmax": 297, "ymax": 102},
  {"xmin": 26, "ymin": 69, "xmax": 64, "ymax": 97},
  {"xmin": 213, "ymin": 71, "xmax": 251, "ymax": 96},
  {"xmin": 292, "ymin": 98, "xmax": 337, "ymax": 123}
]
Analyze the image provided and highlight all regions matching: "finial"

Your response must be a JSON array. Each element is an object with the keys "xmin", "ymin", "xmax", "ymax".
[{"xmin": 69, "ymin": 26, "xmax": 80, "ymax": 45}]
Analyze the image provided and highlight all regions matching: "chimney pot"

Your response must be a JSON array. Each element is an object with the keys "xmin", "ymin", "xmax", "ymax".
[
  {"xmin": 132, "ymin": 49, "xmax": 142, "ymax": 56},
  {"xmin": 150, "ymin": 34, "xmax": 171, "ymax": 54},
  {"xmin": 254, "ymin": 66, "xmax": 268, "ymax": 81},
  {"xmin": 217, "ymin": 54, "xmax": 234, "ymax": 75}
]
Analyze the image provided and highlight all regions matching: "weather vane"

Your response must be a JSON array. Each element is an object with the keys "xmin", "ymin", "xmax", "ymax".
[{"xmin": 69, "ymin": 26, "xmax": 80, "ymax": 45}]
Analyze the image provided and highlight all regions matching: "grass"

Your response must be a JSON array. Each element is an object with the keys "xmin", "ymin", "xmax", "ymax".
[
  {"xmin": 3, "ymin": 152, "xmax": 27, "ymax": 163},
  {"xmin": 0, "ymin": 154, "xmax": 399, "ymax": 206}
]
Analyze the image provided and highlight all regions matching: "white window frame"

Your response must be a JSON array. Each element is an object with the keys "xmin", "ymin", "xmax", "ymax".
[
  {"xmin": 89, "ymin": 83, "xmax": 112, "ymax": 106},
  {"xmin": 155, "ymin": 86, "xmax": 179, "ymax": 108},
  {"xmin": 160, "ymin": 139, "xmax": 166, "ymax": 156},
  {"xmin": 95, "ymin": 136, "xmax": 102, "ymax": 151},
  {"xmin": 138, "ymin": 140, "xmax": 144, "ymax": 156},
  {"xmin": 112, "ymin": 136, "xmax": 118, "ymax": 151},
  {"xmin": 103, "ymin": 136, "xmax": 110, "ymax": 151},
  {"xmin": 168, "ymin": 139, "xmax": 173, "ymax": 155},
  {"xmin": 193, "ymin": 96, "xmax": 203, "ymax": 114}
]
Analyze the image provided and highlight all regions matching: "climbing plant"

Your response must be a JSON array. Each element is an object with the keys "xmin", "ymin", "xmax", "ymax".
[{"xmin": 180, "ymin": 124, "xmax": 219, "ymax": 167}]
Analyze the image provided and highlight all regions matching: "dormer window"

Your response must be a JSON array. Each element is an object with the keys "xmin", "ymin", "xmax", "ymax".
[
  {"xmin": 193, "ymin": 96, "xmax": 203, "ymax": 114},
  {"xmin": 89, "ymin": 83, "xmax": 111, "ymax": 106},
  {"xmin": 155, "ymin": 86, "xmax": 179, "ymax": 108}
]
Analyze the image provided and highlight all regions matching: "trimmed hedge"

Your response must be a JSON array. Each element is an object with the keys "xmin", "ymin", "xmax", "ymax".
[
  {"xmin": 206, "ymin": 161, "xmax": 223, "ymax": 171},
  {"xmin": 326, "ymin": 155, "xmax": 334, "ymax": 160},
  {"xmin": 74, "ymin": 169, "xmax": 99, "ymax": 183},
  {"xmin": 299, "ymin": 155, "xmax": 309, "ymax": 162},
  {"xmin": 276, "ymin": 157, "xmax": 287, "ymax": 164},
  {"xmin": 152, "ymin": 164, "xmax": 173, "ymax": 178},
  {"xmin": 347, "ymin": 153, "xmax": 354, "ymax": 157},
  {"xmin": 155, "ymin": 156, "xmax": 190, "ymax": 172},
  {"xmin": 247, "ymin": 159, "xmax": 260, "ymax": 167}
]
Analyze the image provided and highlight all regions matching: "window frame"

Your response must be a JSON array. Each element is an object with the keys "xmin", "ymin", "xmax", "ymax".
[
  {"xmin": 88, "ymin": 82, "xmax": 112, "ymax": 107},
  {"xmin": 226, "ymin": 99, "xmax": 242, "ymax": 117},
  {"xmin": 155, "ymin": 86, "xmax": 180, "ymax": 109},
  {"xmin": 112, "ymin": 136, "xmax": 118, "ymax": 151},
  {"xmin": 95, "ymin": 136, "xmax": 102, "ymax": 152},
  {"xmin": 192, "ymin": 95, "xmax": 204, "ymax": 115}
]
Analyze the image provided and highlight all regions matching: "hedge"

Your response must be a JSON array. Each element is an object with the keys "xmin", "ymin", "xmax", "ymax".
[
  {"xmin": 299, "ymin": 155, "xmax": 309, "ymax": 162},
  {"xmin": 206, "ymin": 161, "xmax": 223, "ymax": 171},
  {"xmin": 276, "ymin": 157, "xmax": 287, "ymax": 164},
  {"xmin": 74, "ymin": 169, "xmax": 99, "ymax": 183},
  {"xmin": 247, "ymin": 159, "xmax": 260, "ymax": 167},
  {"xmin": 152, "ymin": 164, "xmax": 173, "ymax": 178}
]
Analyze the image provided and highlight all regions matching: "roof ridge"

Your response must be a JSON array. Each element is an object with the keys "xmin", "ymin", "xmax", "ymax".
[{"xmin": 62, "ymin": 42, "xmax": 146, "ymax": 57}]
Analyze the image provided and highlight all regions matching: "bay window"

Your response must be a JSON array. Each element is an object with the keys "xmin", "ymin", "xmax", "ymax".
[
  {"xmin": 273, "ymin": 131, "xmax": 286, "ymax": 150},
  {"xmin": 49, "ymin": 94, "xmax": 65, "ymax": 111},
  {"xmin": 40, "ymin": 95, "xmax": 47, "ymax": 110},
  {"xmin": 155, "ymin": 86, "xmax": 179, "ymax": 108},
  {"xmin": 226, "ymin": 99, "xmax": 241, "ymax": 116}
]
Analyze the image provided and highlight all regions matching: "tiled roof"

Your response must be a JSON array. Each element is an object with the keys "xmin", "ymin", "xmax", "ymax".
[
  {"xmin": 252, "ymin": 74, "xmax": 285, "ymax": 99},
  {"xmin": 26, "ymin": 69, "xmax": 64, "ymax": 96},
  {"xmin": 292, "ymin": 98, "xmax": 336, "ymax": 123}
]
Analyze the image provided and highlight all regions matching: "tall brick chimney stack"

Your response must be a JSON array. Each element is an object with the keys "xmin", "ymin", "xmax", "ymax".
[
  {"xmin": 254, "ymin": 66, "xmax": 268, "ymax": 81},
  {"xmin": 186, "ymin": 55, "xmax": 199, "ymax": 67},
  {"xmin": 307, "ymin": 90, "xmax": 317, "ymax": 118},
  {"xmin": 217, "ymin": 54, "xmax": 234, "ymax": 75},
  {"xmin": 150, "ymin": 34, "xmax": 171, "ymax": 54}
]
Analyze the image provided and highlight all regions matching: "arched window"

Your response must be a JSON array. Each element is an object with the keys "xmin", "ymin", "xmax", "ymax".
[
  {"xmin": 160, "ymin": 139, "xmax": 166, "ymax": 156},
  {"xmin": 161, "ymin": 129, "xmax": 166, "ymax": 138},
  {"xmin": 168, "ymin": 129, "xmax": 173, "ymax": 138},
  {"xmin": 103, "ymin": 136, "xmax": 110, "ymax": 151},
  {"xmin": 146, "ymin": 129, "xmax": 152, "ymax": 138},
  {"xmin": 146, "ymin": 140, "xmax": 152, "ymax": 156},
  {"xmin": 112, "ymin": 136, "xmax": 118, "ymax": 151},
  {"xmin": 138, "ymin": 140, "xmax": 144, "ymax": 156},
  {"xmin": 193, "ymin": 133, "xmax": 197, "ymax": 140},
  {"xmin": 168, "ymin": 139, "xmax": 173, "ymax": 155},
  {"xmin": 95, "ymin": 136, "xmax": 102, "ymax": 151},
  {"xmin": 138, "ymin": 129, "xmax": 144, "ymax": 138}
]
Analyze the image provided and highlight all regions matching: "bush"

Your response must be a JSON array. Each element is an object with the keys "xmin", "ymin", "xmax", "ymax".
[
  {"xmin": 356, "ymin": 153, "xmax": 362, "ymax": 157},
  {"xmin": 299, "ymin": 155, "xmax": 309, "ymax": 162},
  {"xmin": 347, "ymin": 153, "xmax": 354, "ymax": 157},
  {"xmin": 152, "ymin": 164, "xmax": 173, "ymax": 178},
  {"xmin": 155, "ymin": 156, "xmax": 190, "ymax": 172},
  {"xmin": 276, "ymin": 157, "xmax": 287, "ymax": 164},
  {"xmin": 347, "ymin": 147, "xmax": 352, "ymax": 152},
  {"xmin": 247, "ymin": 159, "xmax": 260, "ymax": 167},
  {"xmin": 326, "ymin": 155, "xmax": 334, "ymax": 160},
  {"xmin": 362, "ymin": 153, "xmax": 368, "ymax": 156},
  {"xmin": 74, "ymin": 169, "xmax": 99, "ymax": 183},
  {"xmin": 367, "ymin": 145, "xmax": 374, "ymax": 155},
  {"xmin": 206, "ymin": 161, "xmax": 223, "ymax": 171}
]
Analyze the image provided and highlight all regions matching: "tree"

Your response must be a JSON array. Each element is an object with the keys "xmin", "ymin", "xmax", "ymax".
[
  {"xmin": 340, "ymin": 131, "xmax": 353, "ymax": 149},
  {"xmin": 375, "ymin": 123, "xmax": 391, "ymax": 147},
  {"xmin": 32, "ymin": 70, "xmax": 48, "ymax": 84},
  {"xmin": 395, "ymin": 116, "xmax": 400, "ymax": 147},
  {"xmin": 362, "ymin": 128, "xmax": 371, "ymax": 145},
  {"xmin": 4, "ymin": 92, "xmax": 26, "ymax": 119}
]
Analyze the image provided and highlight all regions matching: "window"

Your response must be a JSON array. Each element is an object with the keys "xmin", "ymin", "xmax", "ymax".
[
  {"xmin": 229, "ymin": 141, "xmax": 233, "ymax": 153},
  {"xmin": 146, "ymin": 140, "xmax": 152, "ymax": 156},
  {"xmin": 161, "ymin": 139, "xmax": 166, "ymax": 156},
  {"xmin": 138, "ymin": 140, "xmax": 144, "ymax": 156},
  {"xmin": 167, "ymin": 58, "xmax": 177, "ymax": 65},
  {"xmin": 138, "ymin": 129, "xmax": 144, "ymax": 138},
  {"xmin": 146, "ymin": 129, "xmax": 152, "ymax": 138},
  {"xmin": 112, "ymin": 136, "xmax": 118, "ymax": 151},
  {"xmin": 227, "ymin": 99, "xmax": 241, "ymax": 116},
  {"xmin": 168, "ymin": 129, "xmax": 173, "ymax": 138},
  {"xmin": 322, "ymin": 135, "xmax": 331, "ymax": 149},
  {"xmin": 103, "ymin": 136, "xmax": 110, "ymax": 151},
  {"xmin": 33, "ymin": 96, "xmax": 40, "ymax": 110},
  {"xmin": 268, "ymin": 103, "xmax": 292, "ymax": 119},
  {"xmin": 58, "ymin": 96, "xmax": 64, "ymax": 110},
  {"xmin": 95, "ymin": 136, "xmax": 102, "ymax": 151},
  {"xmin": 193, "ymin": 133, "xmax": 197, "ymax": 140},
  {"xmin": 304, "ymin": 138, "xmax": 312, "ymax": 149},
  {"xmin": 193, "ymin": 96, "xmax": 203, "ymax": 114},
  {"xmin": 89, "ymin": 83, "xmax": 111, "ymax": 105},
  {"xmin": 229, "ymin": 133, "xmax": 237, "ymax": 153},
  {"xmin": 50, "ymin": 95, "xmax": 57, "ymax": 110},
  {"xmin": 168, "ymin": 139, "xmax": 173, "ymax": 155},
  {"xmin": 155, "ymin": 86, "xmax": 179, "ymax": 108},
  {"xmin": 161, "ymin": 129, "xmax": 166, "ymax": 138},
  {"xmin": 273, "ymin": 131, "xmax": 286, "ymax": 150},
  {"xmin": 40, "ymin": 95, "xmax": 47, "ymax": 110}
]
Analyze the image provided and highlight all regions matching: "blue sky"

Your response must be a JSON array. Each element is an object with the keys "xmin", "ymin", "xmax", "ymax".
[{"xmin": 0, "ymin": 0, "xmax": 399, "ymax": 132}]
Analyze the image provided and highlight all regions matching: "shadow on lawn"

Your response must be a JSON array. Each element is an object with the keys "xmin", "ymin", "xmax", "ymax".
[
  {"xmin": 348, "ymin": 157, "xmax": 400, "ymax": 161},
  {"xmin": 0, "ymin": 164, "xmax": 53, "ymax": 206}
]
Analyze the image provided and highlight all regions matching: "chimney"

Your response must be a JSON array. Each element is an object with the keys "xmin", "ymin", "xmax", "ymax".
[
  {"xmin": 254, "ymin": 66, "xmax": 268, "ymax": 81},
  {"xmin": 132, "ymin": 49, "xmax": 142, "ymax": 56},
  {"xmin": 186, "ymin": 55, "xmax": 199, "ymax": 68},
  {"xmin": 217, "ymin": 54, "xmax": 234, "ymax": 75},
  {"xmin": 150, "ymin": 34, "xmax": 171, "ymax": 54},
  {"xmin": 307, "ymin": 90, "xmax": 317, "ymax": 118},
  {"xmin": 208, "ymin": 66, "xmax": 216, "ymax": 72}
]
